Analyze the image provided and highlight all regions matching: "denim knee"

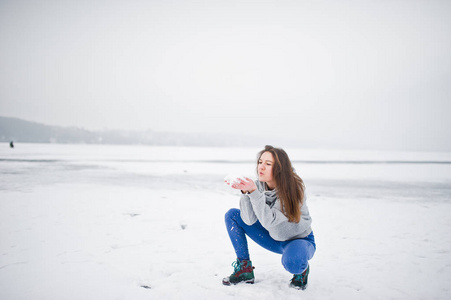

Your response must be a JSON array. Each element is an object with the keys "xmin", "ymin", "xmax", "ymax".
[
  {"xmin": 282, "ymin": 253, "xmax": 309, "ymax": 274},
  {"xmin": 225, "ymin": 208, "xmax": 240, "ymax": 222},
  {"xmin": 281, "ymin": 240, "xmax": 314, "ymax": 274}
]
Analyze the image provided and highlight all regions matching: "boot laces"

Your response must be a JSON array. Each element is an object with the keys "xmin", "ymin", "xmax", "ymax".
[
  {"xmin": 231, "ymin": 260, "xmax": 243, "ymax": 274},
  {"xmin": 292, "ymin": 273, "xmax": 305, "ymax": 283}
]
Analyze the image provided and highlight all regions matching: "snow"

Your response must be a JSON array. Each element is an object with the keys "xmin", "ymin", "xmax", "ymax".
[
  {"xmin": 224, "ymin": 174, "xmax": 252, "ymax": 185},
  {"xmin": 1, "ymin": 143, "xmax": 451, "ymax": 299}
]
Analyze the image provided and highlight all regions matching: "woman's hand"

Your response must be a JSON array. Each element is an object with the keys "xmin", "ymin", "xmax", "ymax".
[{"xmin": 225, "ymin": 177, "xmax": 257, "ymax": 194}]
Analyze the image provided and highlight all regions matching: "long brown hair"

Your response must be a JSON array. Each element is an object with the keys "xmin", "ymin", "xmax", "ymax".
[{"xmin": 257, "ymin": 145, "xmax": 305, "ymax": 223}]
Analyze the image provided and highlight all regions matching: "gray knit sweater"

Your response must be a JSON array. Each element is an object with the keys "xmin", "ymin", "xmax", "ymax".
[{"xmin": 239, "ymin": 180, "xmax": 312, "ymax": 241}]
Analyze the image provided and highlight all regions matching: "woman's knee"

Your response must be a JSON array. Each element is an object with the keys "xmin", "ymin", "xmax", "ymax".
[
  {"xmin": 281, "ymin": 240, "xmax": 314, "ymax": 274},
  {"xmin": 225, "ymin": 208, "xmax": 240, "ymax": 222},
  {"xmin": 282, "ymin": 254, "xmax": 308, "ymax": 273}
]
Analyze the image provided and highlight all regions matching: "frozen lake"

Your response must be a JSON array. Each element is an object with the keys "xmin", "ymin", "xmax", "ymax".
[
  {"xmin": 2, "ymin": 143, "xmax": 451, "ymax": 199},
  {"xmin": 1, "ymin": 143, "xmax": 451, "ymax": 299}
]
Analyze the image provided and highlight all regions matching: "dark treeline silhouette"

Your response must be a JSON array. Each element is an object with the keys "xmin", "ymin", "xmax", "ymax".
[{"xmin": 0, "ymin": 116, "xmax": 268, "ymax": 147}]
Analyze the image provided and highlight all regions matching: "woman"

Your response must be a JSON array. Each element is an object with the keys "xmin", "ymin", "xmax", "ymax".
[{"xmin": 223, "ymin": 145, "xmax": 316, "ymax": 290}]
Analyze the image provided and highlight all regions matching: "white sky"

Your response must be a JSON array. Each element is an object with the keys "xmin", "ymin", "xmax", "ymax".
[{"xmin": 1, "ymin": 0, "xmax": 450, "ymax": 151}]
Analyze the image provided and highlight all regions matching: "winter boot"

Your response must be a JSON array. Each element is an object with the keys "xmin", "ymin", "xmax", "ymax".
[
  {"xmin": 222, "ymin": 259, "xmax": 255, "ymax": 285},
  {"xmin": 289, "ymin": 264, "xmax": 309, "ymax": 290}
]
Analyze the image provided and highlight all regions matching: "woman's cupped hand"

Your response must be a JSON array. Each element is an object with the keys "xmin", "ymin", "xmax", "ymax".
[{"xmin": 224, "ymin": 176, "xmax": 257, "ymax": 193}]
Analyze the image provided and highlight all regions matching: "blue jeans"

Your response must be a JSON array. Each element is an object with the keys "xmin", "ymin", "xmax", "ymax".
[{"xmin": 225, "ymin": 208, "xmax": 316, "ymax": 274}]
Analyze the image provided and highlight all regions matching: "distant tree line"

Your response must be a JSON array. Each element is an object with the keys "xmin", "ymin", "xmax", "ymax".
[{"xmin": 0, "ymin": 116, "xmax": 262, "ymax": 147}]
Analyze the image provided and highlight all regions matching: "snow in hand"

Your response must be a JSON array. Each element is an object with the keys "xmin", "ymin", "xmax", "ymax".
[
  {"xmin": 1, "ymin": 144, "xmax": 451, "ymax": 299},
  {"xmin": 224, "ymin": 174, "xmax": 251, "ymax": 185}
]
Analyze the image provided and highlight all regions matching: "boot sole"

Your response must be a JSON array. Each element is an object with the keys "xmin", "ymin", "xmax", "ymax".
[
  {"xmin": 289, "ymin": 283, "xmax": 307, "ymax": 290},
  {"xmin": 222, "ymin": 278, "xmax": 255, "ymax": 285}
]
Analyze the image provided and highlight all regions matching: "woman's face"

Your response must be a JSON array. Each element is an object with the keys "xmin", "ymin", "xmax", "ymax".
[{"xmin": 258, "ymin": 151, "xmax": 276, "ymax": 188}]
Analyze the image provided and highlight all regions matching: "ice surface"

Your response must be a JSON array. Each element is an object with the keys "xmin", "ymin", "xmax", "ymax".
[{"xmin": 1, "ymin": 143, "xmax": 450, "ymax": 299}]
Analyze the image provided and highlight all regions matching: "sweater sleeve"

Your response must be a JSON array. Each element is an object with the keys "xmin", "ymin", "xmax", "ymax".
[
  {"xmin": 239, "ymin": 193, "xmax": 258, "ymax": 225},
  {"xmin": 248, "ymin": 189, "xmax": 312, "ymax": 241}
]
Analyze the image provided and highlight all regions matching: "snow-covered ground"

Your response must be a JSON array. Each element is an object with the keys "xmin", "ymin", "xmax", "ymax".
[{"xmin": 1, "ymin": 143, "xmax": 450, "ymax": 299}]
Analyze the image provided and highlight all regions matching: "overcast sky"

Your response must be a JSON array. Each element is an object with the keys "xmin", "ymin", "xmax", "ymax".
[{"xmin": 1, "ymin": 0, "xmax": 450, "ymax": 151}]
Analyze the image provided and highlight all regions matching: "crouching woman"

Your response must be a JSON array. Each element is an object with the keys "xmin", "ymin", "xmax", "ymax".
[{"xmin": 223, "ymin": 145, "xmax": 316, "ymax": 290}]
